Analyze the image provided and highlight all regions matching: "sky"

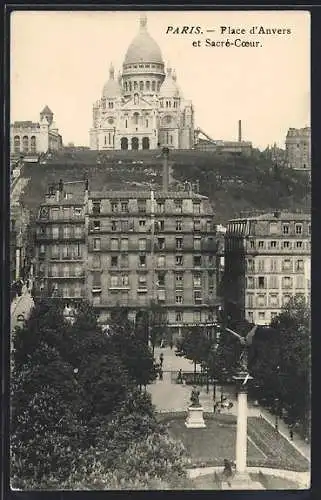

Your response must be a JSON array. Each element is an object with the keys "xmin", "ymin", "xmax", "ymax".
[{"xmin": 10, "ymin": 10, "xmax": 310, "ymax": 150}]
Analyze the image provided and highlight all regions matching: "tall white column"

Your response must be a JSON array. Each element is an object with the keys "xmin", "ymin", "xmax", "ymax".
[
  {"xmin": 15, "ymin": 248, "xmax": 20, "ymax": 280},
  {"xmin": 235, "ymin": 388, "xmax": 248, "ymax": 474}
]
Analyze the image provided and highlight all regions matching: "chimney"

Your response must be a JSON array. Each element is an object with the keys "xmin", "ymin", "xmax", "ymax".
[
  {"xmin": 238, "ymin": 120, "xmax": 242, "ymax": 142},
  {"xmin": 162, "ymin": 147, "xmax": 169, "ymax": 192}
]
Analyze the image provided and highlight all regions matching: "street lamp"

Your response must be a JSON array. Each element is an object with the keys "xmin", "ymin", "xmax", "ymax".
[{"xmin": 274, "ymin": 397, "xmax": 279, "ymax": 431}]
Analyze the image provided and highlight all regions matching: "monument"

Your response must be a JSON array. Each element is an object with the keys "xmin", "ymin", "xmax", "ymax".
[{"xmin": 185, "ymin": 386, "xmax": 206, "ymax": 428}]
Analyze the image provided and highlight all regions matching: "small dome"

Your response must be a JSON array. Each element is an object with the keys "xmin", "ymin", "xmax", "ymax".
[
  {"xmin": 102, "ymin": 63, "xmax": 122, "ymax": 98},
  {"xmin": 124, "ymin": 15, "xmax": 163, "ymax": 66},
  {"xmin": 160, "ymin": 68, "xmax": 180, "ymax": 97}
]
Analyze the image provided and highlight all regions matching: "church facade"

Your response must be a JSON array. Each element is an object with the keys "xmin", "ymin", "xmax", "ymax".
[{"xmin": 89, "ymin": 15, "xmax": 195, "ymax": 151}]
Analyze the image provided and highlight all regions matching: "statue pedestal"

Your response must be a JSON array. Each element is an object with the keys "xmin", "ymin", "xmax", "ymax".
[{"xmin": 185, "ymin": 406, "xmax": 206, "ymax": 428}]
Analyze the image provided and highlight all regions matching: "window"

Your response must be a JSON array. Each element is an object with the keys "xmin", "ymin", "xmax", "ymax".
[
  {"xmin": 139, "ymin": 255, "xmax": 146, "ymax": 267},
  {"xmin": 258, "ymin": 259, "xmax": 265, "ymax": 272},
  {"xmin": 257, "ymin": 294, "xmax": 266, "ymax": 307},
  {"xmin": 93, "ymin": 238, "xmax": 101, "ymax": 251},
  {"xmin": 282, "ymin": 276, "xmax": 293, "ymax": 289},
  {"xmin": 295, "ymin": 224, "xmax": 302, "ymax": 234},
  {"xmin": 193, "ymin": 256, "xmax": 202, "ymax": 267},
  {"xmin": 74, "ymin": 286, "xmax": 82, "ymax": 298},
  {"xmin": 270, "ymin": 312, "xmax": 278, "ymax": 321},
  {"xmin": 269, "ymin": 222, "xmax": 278, "ymax": 234},
  {"xmin": 138, "ymin": 275, "xmax": 147, "ymax": 288},
  {"xmin": 247, "ymin": 277, "xmax": 255, "ymax": 289},
  {"xmin": 157, "ymin": 202, "xmax": 165, "ymax": 213},
  {"xmin": 270, "ymin": 275, "xmax": 279, "ymax": 289},
  {"xmin": 92, "ymin": 202, "xmax": 101, "ymax": 215},
  {"xmin": 157, "ymin": 272, "xmax": 165, "ymax": 287},
  {"xmin": 258, "ymin": 277, "xmax": 265, "ymax": 289},
  {"xmin": 121, "ymin": 275, "xmax": 129, "ymax": 286},
  {"xmin": 111, "ymin": 221, "xmax": 117, "ymax": 231},
  {"xmin": 157, "ymin": 255, "xmax": 165, "ymax": 268},
  {"xmin": 121, "ymin": 202, "xmax": 129, "ymax": 213},
  {"xmin": 247, "ymin": 259, "xmax": 255, "ymax": 272},
  {"xmin": 296, "ymin": 241, "xmax": 303, "ymax": 248},
  {"xmin": 193, "ymin": 203, "xmax": 200, "ymax": 214},
  {"xmin": 308, "ymin": 224, "xmax": 311, "ymax": 235},
  {"xmin": 176, "ymin": 311, "xmax": 183, "ymax": 322},
  {"xmin": 157, "ymin": 289, "xmax": 166, "ymax": 302},
  {"xmin": 247, "ymin": 312, "xmax": 254, "ymax": 322},
  {"xmin": 193, "ymin": 219, "xmax": 201, "ymax": 231},
  {"xmin": 51, "ymin": 264, "xmax": 59, "ymax": 277},
  {"xmin": 158, "ymin": 220, "xmax": 165, "ymax": 231},
  {"xmin": 176, "ymin": 220, "xmax": 182, "ymax": 231},
  {"xmin": 175, "ymin": 200, "xmax": 182, "ymax": 213},
  {"xmin": 258, "ymin": 241, "xmax": 264, "ymax": 248},
  {"xmin": 139, "ymin": 238, "xmax": 146, "ymax": 251},
  {"xmin": 194, "ymin": 291, "xmax": 202, "ymax": 304},
  {"xmin": 296, "ymin": 275, "xmax": 305, "ymax": 288},
  {"xmin": 121, "ymin": 255, "xmax": 128, "ymax": 268},
  {"xmin": 270, "ymin": 241, "xmax": 277, "ymax": 248},
  {"xmin": 111, "ymin": 256, "xmax": 118, "ymax": 268},
  {"xmin": 111, "ymin": 238, "xmax": 119, "ymax": 250},
  {"xmin": 111, "ymin": 275, "xmax": 119, "ymax": 287},
  {"xmin": 296, "ymin": 259, "xmax": 304, "ymax": 271},
  {"xmin": 121, "ymin": 220, "xmax": 129, "ymax": 231},
  {"xmin": 194, "ymin": 311, "xmax": 201, "ymax": 323},
  {"xmin": 258, "ymin": 312, "xmax": 266, "ymax": 321},
  {"xmin": 75, "ymin": 265, "xmax": 82, "ymax": 277},
  {"xmin": 92, "ymin": 271, "xmax": 101, "ymax": 288},
  {"xmin": 51, "ymin": 208, "xmax": 59, "ymax": 220},
  {"xmin": 139, "ymin": 220, "xmax": 146, "ymax": 228},
  {"xmin": 93, "ymin": 220, "xmax": 100, "ymax": 231},
  {"xmin": 270, "ymin": 259, "xmax": 277, "ymax": 272},
  {"xmin": 62, "ymin": 245, "xmax": 69, "ymax": 259},
  {"xmin": 193, "ymin": 274, "xmax": 201, "ymax": 287},
  {"xmin": 111, "ymin": 202, "xmax": 118, "ymax": 213},
  {"xmin": 176, "ymin": 293, "xmax": 183, "ymax": 304},
  {"xmin": 176, "ymin": 255, "xmax": 183, "ymax": 266},
  {"xmin": 283, "ymin": 241, "xmax": 290, "ymax": 249},
  {"xmin": 283, "ymin": 294, "xmax": 292, "ymax": 306},
  {"xmin": 138, "ymin": 201, "xmax": 146, "ymax": 213},
  {"xmin": 63, "ymin": 207, "xmax": 70, "ymax": 219},
  {"xmin": 63, "ymin": 226, "xmax": 71, "ymax": 239},
  {"xmin": 175, "ymin": 273, "xmax": 183, "ymax": 287},
  {"xmin": 158, "ymin": 237, "xmax": 165, "ymax": 250},
  {"xmin": 62, "ymin": 287, "xmax": 69, "ymax": 298},
  {"xmin": 92, "ymin": 254, "xmax": 101, "ymax": 268},
  {"xmin": 176, "ymin": 238, "xmax": 183, "ymax": 250},
  {"xmin": 282, "ymin": 224, "xmax": 289, "ymax": 234},
  {"xmin": 250, "ymin": 240, "xmax": 255, "ymax": 248},
  {"xmin": 282, "ymin": 259, "xmax": 292, "ymax": 271},
  {"xmin": 121, "ymin": 238, "xmax": 128, "ymax": 251},
  {"xmin": 247, "ymin": 293, "xmax": 254, "ymax": 308},
  {"xmin": 194, "ymin": 238, "xmax": 201, "ymax": 250}
]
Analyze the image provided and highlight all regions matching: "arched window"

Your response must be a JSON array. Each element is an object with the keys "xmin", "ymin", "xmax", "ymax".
[
  {"xmin": 108, "ymin": 101, "xmax": 113, "ymax": 109},
  {"xmin": 146, "ymin": 81, "xmax": 150, "ymax": 91},
  {"xmin": 30, "ymin": 136, "xmax": 36, "ymax": 153},
  {"xmin": 133, "ymin": 112, "xmax": 139, "ymax": 125},
  {"xmin": 104, "ymin": 136, "xmax": 107, "ymax": 145},
  {"xmin": 121, "ymin": 137, "xmax": 128, "ymax": 150},
  {"xmin": 129, "ymin": 81, "xmax": 132, "ymax": 91},
  {"xmin": 134, "ymin": 81, "xmax": 138, "ymax": 90},
  {"xmin": 152, "ymin": 81, "xmax": 156, "ymax": 92},
  {"xmin": 139, "ymin": 81, "xmax": 144, "ymax": 91},
  {"xmin": 108, "ymin": 133, "xmax": 111, "ymax": 144},
  {"xmin": 14, "ymin": 135, "xmax": 20, "ymax": 153},
  {"xmin": 157, "ymin": 82, "xmax": 160, "ymax": 91},
  {"xmin": 22, "ymin": 135, "xmax": 29, "ymax": 153},
  {"xmin": 125, "ymin": 119, "xmax": 128, "ymax": 128},
  {"xmin": 146, "ymin": 119, "xmax": 149, "ymax": 128},
  {"xmin": 124, "ymin": 81, "xmax": 128, "ymax": 91}
]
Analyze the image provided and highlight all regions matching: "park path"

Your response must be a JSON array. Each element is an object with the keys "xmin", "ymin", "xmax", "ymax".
[{"xmin": 148, "ymin": 347, "xmax": 311, "ymax": 462}]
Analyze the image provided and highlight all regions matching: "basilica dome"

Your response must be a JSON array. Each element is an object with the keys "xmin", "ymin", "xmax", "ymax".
[
  {"xmin": 124, "ymin": 15, "xmax": 164, "ymax": 65},
  {"xmin": 102, "ymin": 64, "xmax": 121, "ymax": 98},
  {"xmin": 160, "ymin": 68, "xmax": 180, "ymax": 97}
]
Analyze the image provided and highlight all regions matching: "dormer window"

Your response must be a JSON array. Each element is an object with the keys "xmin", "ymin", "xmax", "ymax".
[{"xmin": 108, "ymin": 101, "xmax": 113, "ymax": 109}]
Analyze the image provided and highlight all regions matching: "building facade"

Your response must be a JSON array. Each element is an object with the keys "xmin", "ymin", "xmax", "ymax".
[
  {"xmin": 11, "ymin": 106, "xmax": 63, "ymax": 155},
  {"xmin": 34, "ymin": 181, "xmax": 221, "ymax": 337},
  {"xmin": 89, "ymin": 15, "xmax": 194, "ymax": 151},
  {"xmin": 224, "ymin": 211, "xmax": 311, "ymax": 325},
  {"xmin": 10, "ymin": 203, "xmax": 32, "ymax": 282},
  {"xmin": 285, "ymin": 127, "xmax": 311, "ymax": 172}
]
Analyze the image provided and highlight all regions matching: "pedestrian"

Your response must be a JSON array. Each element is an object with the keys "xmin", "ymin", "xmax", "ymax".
[
  {"xmin": 169, "ymin": 339, "xmax": 173, "ymax": 350},
  {"xmin": 177, "ymin": 368, "xmax": 183, "ymax": 384},
  {"xmin": 159, "ymin": 352, "xmax": 164, "ymax": 367},
  {"xmin": 289, "ymin": 429, "xmax": 294, "ymax": 440},
  {"xmin": 159, "ymin": 367, "xmax": 163, "ymax": 381}
]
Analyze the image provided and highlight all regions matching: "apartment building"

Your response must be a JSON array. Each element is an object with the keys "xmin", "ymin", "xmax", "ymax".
[
  {"xmin": 285, "ymin": 127, "xmax": 311, "ymax": 172},
  {"xmin": 34, "ymin": 180, "xmax": 220, "ymax": 337},
  {"xmin": 224, "ymin": 211, "xmax": 311, "ymax": 325},
  {"xmin": 34, "ymin": 182, "xmax": 87, "ymax": 299}
]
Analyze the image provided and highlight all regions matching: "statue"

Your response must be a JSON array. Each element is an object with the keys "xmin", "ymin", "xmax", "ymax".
[{"xmin": 190, "ymin": 386, "xmax": 200, "ymax": 407}]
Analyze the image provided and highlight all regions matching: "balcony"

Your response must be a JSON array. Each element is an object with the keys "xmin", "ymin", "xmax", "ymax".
[{"xmin": 47, "ymin": 272, "xmax": 85, "ymax": 279}]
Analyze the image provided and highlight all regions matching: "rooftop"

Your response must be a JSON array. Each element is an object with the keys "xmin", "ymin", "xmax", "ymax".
[
  {"xmin": 229, "ymin": 211, "xmax": 311, "ymax": 223},
  {"xmin": 90, "ymin": 190, "xmax": 207, "ymax": 200}
]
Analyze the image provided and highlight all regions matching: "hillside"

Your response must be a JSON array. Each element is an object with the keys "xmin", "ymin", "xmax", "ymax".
[{"xmin": 18, "ymin": 150, "xmax": 310, "ymax": 223}]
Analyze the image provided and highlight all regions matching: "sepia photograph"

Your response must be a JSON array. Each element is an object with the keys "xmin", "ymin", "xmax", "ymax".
[{"xmin": 9, "ymin": 9, "xmax": 311, "ymax": 491}]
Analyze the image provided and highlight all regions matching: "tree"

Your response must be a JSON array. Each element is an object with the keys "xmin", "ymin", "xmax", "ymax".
[
  {"xmin": 149, "ymin": 301, "xmax": 169, "ymax": 355},
  {"xmin": 176, "ymin": 327, "xmax": 211, "ymax": 381},
  {"xmin": 250, "ymin": 296, "xmax": 310, "ymax": 437}
]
